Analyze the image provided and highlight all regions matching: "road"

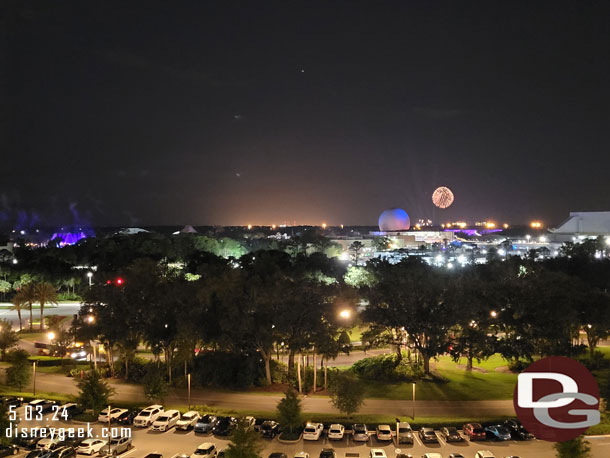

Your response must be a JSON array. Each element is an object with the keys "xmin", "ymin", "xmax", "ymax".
[
  {"xmin": 0, "ymin": 302, "xmax": 82, "ymax": 328},
  {"xmin": 6, "ymin": 405, "xmax": 610, "ymax": 458},
  {"xmin": 16, "ymin": 371, "xmax": 518, "ymax": 417}
]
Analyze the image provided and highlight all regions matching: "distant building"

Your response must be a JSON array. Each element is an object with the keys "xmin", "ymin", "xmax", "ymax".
[{"xmin": 550, "ymin": 211, "xmax": 610, "ymax": 242}]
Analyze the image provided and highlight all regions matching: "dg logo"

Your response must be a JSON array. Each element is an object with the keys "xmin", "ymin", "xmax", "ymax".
[{"xmin": 514, "ymin": 356, "xmax": 600, "ymax": 442}]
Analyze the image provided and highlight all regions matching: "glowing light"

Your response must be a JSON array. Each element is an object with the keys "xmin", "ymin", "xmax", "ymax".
[
  {"xmin": 322, "ymin": 223, "xmax": 327, "ymax": 229},
  {"xmin": 12, "ymin": 259, "xmax": 18, "ymax": 265},
  {"xmin": 503, "ymin": 223, "xmax": 509, "ymax": 229},
  {"xmin": 115, "ymin": 278, "xmax": 124, "ymax": 285},
  {"xmin": 530, "ymin": 221, "xmax": 542, "ymax": 229},
  {"xmin": 485, "ymin": 222, "xmax": 496, "ymax": 229},
  {"xmin": 432, "ymin": 186, "xmax": 455, "ymax": 209},
  {"xmin": 247, "ymin": 224, "xmax": 252, "ymax": 230},
  {"xmin": 457, "ymin": 255, "xmax": 466, "ymax": 264},
  {"xmin": 339, "ymin": 252, "xmax": 349, "ymax": 261},
  {"xmin": 271, "ymin": 224, "xmax": 276, "ymax": 230},
  {"xmin": 498, "ymin": 248, "xmax": 506, "ymax": 256},
  {"xmin": 87, "ymin": 315, "xmax": 95, "ymax": 324},
  {"xmin": 47, "ymin": 332, "xmax": 56, "ymax": 341},
  {"xmin": 87, "ymin": 272, "xmax": 93, "ymax": 278},
  {"xmin": 447, "ymin": 262, "xmax": 454, "ymax": 269},
  {"xmin": 490, "ymin": 310, "xmax": 498, "ymax": 318},
  {"xmin": 339, "ymin": 309, "xmax": 351, "ymax": 319}
]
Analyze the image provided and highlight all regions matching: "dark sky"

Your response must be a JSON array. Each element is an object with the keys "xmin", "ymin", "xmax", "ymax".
[{"xmin": 2, "ymin": 1, "xmax": 609, "ymax": 228}]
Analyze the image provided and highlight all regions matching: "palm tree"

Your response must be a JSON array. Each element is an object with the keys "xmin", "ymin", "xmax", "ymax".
[
  {"xmin": 34, "ymin": 282, "xmax": 58, "ymax": 331},
  {"xmin": 20, "ymin": 283, "xmax": 37, "ymax": 332},
  {"xmin": 10, "ymin": 292, "xmax": 26, "ymax": 331}
]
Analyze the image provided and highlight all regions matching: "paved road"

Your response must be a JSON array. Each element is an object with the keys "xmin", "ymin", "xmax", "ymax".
[
  {"xmin": 12, "ymin": 371, "xmax": 516, "ymax": 417},
  {"xmin": 6, "ymin": 405, "xmax": 610, "ymax": 458},
  {"xmin": 0, "ymin": 302, "xmax": 82, "ymax": 328}
]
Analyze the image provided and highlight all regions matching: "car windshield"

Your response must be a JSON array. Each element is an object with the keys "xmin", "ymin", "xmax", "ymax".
[
  {"xmin": 330, "ymin": 429, "xmax": 341, "ymax": 433},
  {"xmin": 354, "ymin": 426, "xmax": 365, "ymax": 432},
  {"xmin": 446, "ymin": 427, "xmax": 457, "ymax": 433},
  {"xmin": 139, "ymin": 411, "xmax": 151, "ymax": 417},
  {"xmin": 195, "ymin": 448, "xmax": 212, "ymax": 455},
  {"xmin": 183, "ymin": 413, "xmax": 195, "ymax": 419},
  {"xmin": 157, "ymin": 416, "xmax": 168, "ymax": 422},
  {"xmin": 200, "ymin": 415, "xmax": 212, "ymax": 423},
  {"xmin": 399, "ymin": 427, "xmax": 411, "ymax": 433},
  {"xmin": 304, "ymin": 427, "xmax": 316, "ymax": 432},
  {"xmin": 262, "ymin": 423, "xmax": 274, "ymax": 430},
  {"xmin": 473, "ymin": 427, "xmax": 484, "ymax": 432},
  {"xmin": 109, "ymin": 440, "xmax": 120, "ymax": 446}
]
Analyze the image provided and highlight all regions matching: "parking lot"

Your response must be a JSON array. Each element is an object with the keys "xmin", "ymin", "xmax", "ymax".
[{"xmin": 7, "ymin": 405, "xmax": 610, "ymax": 458}]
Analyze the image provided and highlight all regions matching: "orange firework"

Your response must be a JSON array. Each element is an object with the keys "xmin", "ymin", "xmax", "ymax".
[{"xmin": 432, "ymin": 186, "xmax": 454, "ymax": 209}]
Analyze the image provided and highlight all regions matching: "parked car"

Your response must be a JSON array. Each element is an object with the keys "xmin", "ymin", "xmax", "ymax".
[
  {"xmin": 1, "ymin": 396, "xmax": 23, "ymax": 407},
  {"xmin": 195, "ymin": 415, "xmax": 218, "ymax": 434},
  {"xmin": 29, "ymin": 399, "xmax": 56, "ymax": 413},
  {"xmin": 448, "ymin": 454, "xmax": 465, "ymax": 458},
  {"xmin": 394, "ymin": 451, "xmax": 412, "ymax": 458},
  {"xmin": 150, "ymin": 410, "xmax": 181, "ymax": 432},
  {"xmin": 327, "ymin": 424, "xmax": 345, "ymax": 440},
  {"xmin": 76, "ymin": 439, "xmax": 107, "ymax": 455},
  {"xmin": 439, "ymin": 427, "xmax": 463, "ymax": 442},
  {"xmin": 177, "ymin": 411, "xmax": 201, "ymax": 431},
  {"xmin": 98, "ymin": 437, "xmax": 132, "ymax": 456},
  {"xmin": 463, "ymin": 423, "xmax": 487, "ymax": 441},
  {"xmin": 60, "ymin": 403, "xmax": 83, "ymax": 420},
  {"xmin": 475, "ymin": 451, "xmax": 496, "ymax": 458},
  {"xmin": 49, "ymin": 447, "xmax": 75, "ymax": 458},
  {"xmin": 253, "ymin": 418, "xmax": 266, "ymax": 432},
  {"xmin": 98, "ymin": 408, "xmax": 127, "ymax": 423},
  {"xmin": 115, "ymin": 410, "xmax": 138, "ymax": 425},
  {"xmin": 418, "ymin": 428, "xmax": 438, "ymax": 443},
  {"xmin": 242, "ymin": 416, "xmax": 256, "ymax": 431},
  {"xmin": 397, "ymin": 422, "xmax": 414, "ymax": 444},
  {"xmin": 352, "ymin": 424, "xmax": 369, "ymax": 442},
  {"xmin": 268, "ymin": 454, "xmax": 286, "ymax": 458},
  {"xmin": 375, "ymin": 425, "xmax": 392, "ymax": 441},
  {"xmin": 190, "ymin": 443, "xmax": 217, "ymax": 458},
  {"xmin": 260, "ymin": 421, "xmax": 280, "ymax": 438},
  {"xmin": 303, "ymin": 423, "xmax": 324, "ymax": 441},
  {"xmin": 0, "ymin": 445, "xmax": 19, "ymax": 457},
  {"xmin": 213, "ymin": 417, "xmax": 237, "ymax": 436},
  {"xmin": 217, "ymin": 449, "xmax": 226, "ymax": 458},
  {"xmin": 24, "ymin": 451, "xmax": 46, "ymax": 458},
  {"xmin": 294, "ymin": 452, "xmax": 309, "ymax": 458},
  {"xmin": 37, "ymin": 439, "xmax": 62, "ymax": 451},
  {"xmin": 133, "ymin": 405, "xmax": 164, "ymax": 428},
  {"xmin": 502, "ymin": 420, "xmax": 534, "ymax": 440},
  {"xmin": 485, "ymin": 425, "xmax": 511, "ymax": 441},
  {"xmin": 368, "ymin": 450, "xmax": 386, "ymax": 458},
  {"xmin": 14, "ymin": 429, "xmax": 45, "ymax": 449},
  {"xmin": 422, "ymin": 454, "xmax": 443, "ymax": 458},
  {"xmin": 319, "ymin": 449, "xmax": 335, "ymax": 458},
  {"xmin": 143, "ymin": 454, "xmax": 162, "ymax": 458}
]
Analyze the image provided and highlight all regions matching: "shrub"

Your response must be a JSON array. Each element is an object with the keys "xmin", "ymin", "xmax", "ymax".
[{"xmin": 352, "ymin": 353, "xmax": 422, "ymax": 382}]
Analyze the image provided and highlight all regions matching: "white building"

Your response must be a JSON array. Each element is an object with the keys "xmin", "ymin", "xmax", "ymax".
[{"xmin": 550, "ymin": 211, "xmax": 610, "ymax": 242}]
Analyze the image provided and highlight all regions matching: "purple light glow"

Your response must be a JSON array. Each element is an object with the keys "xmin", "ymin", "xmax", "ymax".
[{"xmin": 50, "ymin": 231, "xmax": 89, "ymax": 246}]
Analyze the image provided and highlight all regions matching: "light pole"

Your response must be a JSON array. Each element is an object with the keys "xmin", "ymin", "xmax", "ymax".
[
  {"xmin": 187, "ymin": 373, "xmax": 191, "ymax": 410},
  {"xmin": 412, "ymin": 382, "xmax": 416, "ymax": 420},
  {"xmin": 87, "ymin": 272, "xmax": 93, "ymax": 287},
  {"xmin": 32, "ymin": 361, "xmax": 37, "ymax": 396}
]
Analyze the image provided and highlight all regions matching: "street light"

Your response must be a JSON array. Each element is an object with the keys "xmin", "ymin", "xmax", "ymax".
[
  {"xmin": 490, "ymin": 310, "xmax": 498, "ymax": 318},
  {"xmin": 87, "ymin": 315, "xmax": 95, "ymax": 324},
  {"xmin": 412, "ymin": 382, "xmax": 416, "ymax": 420},
  {"xmin": 339, "ymin": 309, "xmax": 351, "ymax": 319},
  {"xmin": 47, "ymin": 331, "xmax": 56, "ymax": 341},
  {"xmin": 87, "ymin": 272, "xmax": 93, "ymax": 287}
]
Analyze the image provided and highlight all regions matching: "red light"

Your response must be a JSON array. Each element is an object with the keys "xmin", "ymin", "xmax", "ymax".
[
  {"xmin": 448, "ymin": 345, "xmax": 453, "ymax": 351},
  {"xmin": 116, "ymin": 278, "xmax": 124, "ymax": 285},
  {"xmin": 106, "ymin": 280, "xmax": 111, "ymax": 285}
]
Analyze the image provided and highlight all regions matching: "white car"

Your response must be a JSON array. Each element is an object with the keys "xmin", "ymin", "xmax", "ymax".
[
  {"xmin": 191, "ymin": 443, "xmax": 217, "ymax": 458},
  {"xmin": 376, "ymin": 424, "xmax": 393, "ymax": 441},
  {"xmin": 76, "ymin": 439, "xmax": 107, "ymax": 455},
  {"xmin": 177, "ymin": 411, "xmax": 201, "ymax": 430},
  {"xmin": 328, "ymin": 424, "xmax": 345, "ymax": 440},
  {"xmin": 422, "ymin": 454, "xmax": 443, "ymax": 458},
  {"xmin": 243, "ymin": 416, "xmax": 256, "ymax": 431},
  {"xmin": 294, "ymin": 453, "xmax": 309, "ymax": 458},
  {"xmin": 475, "ymin": 452, "xmax": 496, "ymax": 458},
  {"xmin": 133, "ymin": 405, "xmax": 164, "ymax": 427},
  {"xmin": 37, "ymin": 438, "xmax": 62, "ymax": 450},
  {"xmin": 150, "ymin": 409, "xmax": 180, "ymax": 432},
  {"xmin": 98, "ymin": 408, "xmax": 127, "ymax": 423},
  {"xmin": 369, "ymin": 450, "xmax": 387, "ymax": 458},
  {"xmin": 302, "ymin": 422, "xmax": 324, "ymax": 440}
]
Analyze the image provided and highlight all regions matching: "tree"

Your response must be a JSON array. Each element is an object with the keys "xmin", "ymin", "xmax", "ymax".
[
  {"xmin": 5, "ymin": 349, "xmax": 32, "ymax": 391},
  {"xmin": 20, "ymin": 283, "xmax": 36, "ymax": 332},
  {"xmin": 10, "ymin": 292, "xmax": 26, "ymax": 331},
  {"xmin": 553, "ymin": 436, "xmax": 591, "ymax": 458},
  {"xmin": 0, "ymin": 319, "xmax": 19, "ymax": 360},
  {"xmin": 0, "ymin": 280, "xmax": 11, "ymax": 302},
  {"xmin": 34, "ymin": 282, "xmax": 58, "ymax": 331},
  {"xmin": 143, "ymin": 365, "xmax": 169, "ymax": 402},
  {"xmin": 328, "ymin": 371, "xmax": 365, "ymax": 417},
  {"xmin": 0, "ymin": 403, "xmax": 12, "ymax": 445},
  {"xmin": 276, "ymin": 389, "xmax": 303, "ymax": 433},
  {"xmin": 224, "ymin": 421, "xmax": 264, "ymax": 458},
  {"xmin": 349, "ymin": 241, "xmax": 365, "ymax": 265},
  {"xmin": 77, "ymin": 370, "xmax": 114, "ymax": 415}
]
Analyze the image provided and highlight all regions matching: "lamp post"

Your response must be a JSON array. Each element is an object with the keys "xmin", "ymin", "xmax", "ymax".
[
  {"xmin": 187, "ymin": 373, "xmax": 191, "ymax": 410},
  {"xmin": 32, "ymin": 361, "xmax": 37, "ymax": 396},
  {"xmin": 87, "ymin": 272, "xmax": 93, "ymax": 287},
  {"xmin": 412, "ymin": 382, "xmax": 416, "ymax": 420}
]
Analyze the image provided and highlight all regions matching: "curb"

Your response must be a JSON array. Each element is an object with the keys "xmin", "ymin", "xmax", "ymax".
[{"xmin": 278, "ymin": 433, "xmax": 303, "ymax": 444}]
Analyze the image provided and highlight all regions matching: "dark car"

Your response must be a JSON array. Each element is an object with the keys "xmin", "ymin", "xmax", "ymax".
[
  {"xmin": 462, "ymin": 423, "xmax": 486, "ymax": 441},
  {"xmin": 13, "ymin": 429, "xmax": 48, "ymax": 449},
  {"xmin": 60, "ymin": 403, "xmax": 83, "ymax": 420},
  {"xmin": 418, "ymin": 428, "xmax": 438, "ymax": 443},
  {"xmin": 144, "ymin": 454, "xmax": 163, "ymax": 458},
  {"xmin": 213, "ymin": 416, "xmax": 237, "ymax": 436},
  {"xmin": 485, "ymin": 425, "xmax": 511, "ymax": 441},
  {"xmin": 503, "ymin": 420, "xmax": 534, "ymax": 440},
  {"xmin": 253, "ymin": 418, "xmax": 267, "ymax": 432},
  {"xmin": 116, "ymin": 410, "xmax": 139, "ymax": 425},
  {"xmin": 29, "ymin": 399, "xmax": 56, "ymax": 413},
  {"xmin": 260, "ymin": 421, "xmax": 280, "ymax": 438},
  {"xmin": 1, "ymin": 397, "xmax": 23, "ymax": 407},
  {"xmin": 0, "ymin": 445, "xmax": 19, "ymax": 457},
  {"xmin": 48, "ymin": 447, "xmax": 75, "ymax": 458},
  {"xmin": 268, "ymin": 454, "xmax": 286, "ymax": 458},
  {"xmin": 319, "ymin": 449, "xmax": 336, "ymax": 458},
  {"xmin": 439, "ymin": 427, "xmax": 463, "ymax": 442},
  {"xmin": 195, "ymin": 415, "xmax": 218, "ymax": 434},
  {"xmin": 25, "ymin": 451, "xmax": 46, "ymax": 458}
]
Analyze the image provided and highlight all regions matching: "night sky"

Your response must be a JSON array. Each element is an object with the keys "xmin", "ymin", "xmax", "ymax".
[{"xmin": 2, "ymin": 1, "xmax": 609, "ymax": 228}]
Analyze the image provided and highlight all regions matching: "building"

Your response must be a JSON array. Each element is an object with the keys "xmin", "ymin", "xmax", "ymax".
[{"xmin": 549, "ymin": 211, "xmax": 610, "ymax": 242}]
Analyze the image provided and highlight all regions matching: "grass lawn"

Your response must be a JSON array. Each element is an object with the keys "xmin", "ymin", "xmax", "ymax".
[
  {"xmin": 348, "ymin": 325, "xmax": 367, "ymax": 343},
  {"xmin": 18, "ymin": 332, "xmax": 46, "ymax": 342},
  {"xmin": 365, "ymin": 354, "xmax": 518, "ymax": 401}
]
